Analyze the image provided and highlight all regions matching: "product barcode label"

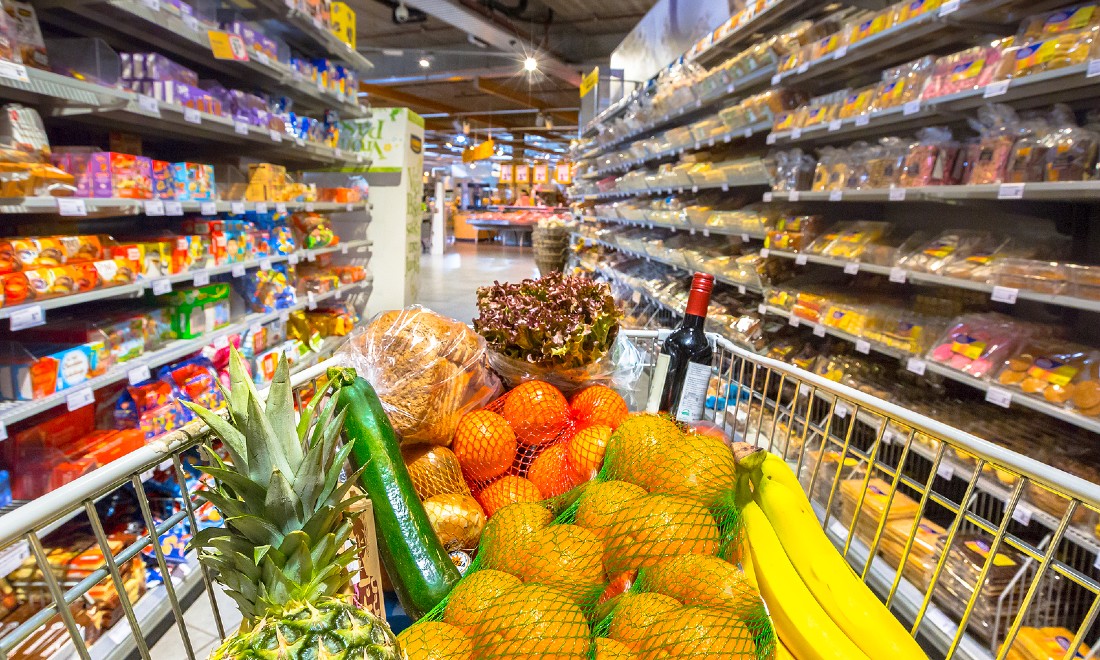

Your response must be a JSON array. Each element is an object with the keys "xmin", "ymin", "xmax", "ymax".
[
  {"xmin": 813, "ymin": 324, "xmax": 826, "ymax": 337},
  {"xmin": 906, "ymin": 357, "xmax": 927, "ymax": 375},
  {"xmin": 200, "ymin": 202, "xmax": 217, "ymax": 215},
  {"xmin": 1012, "ymin": 504, "xmax": 1033, "ymax": 526},
  {"xmin": 234, "ymin": 120, "xmax": 250, "ymax": 135},
  {"xmin": 128, "ymin": 364, "xmax": 151, "ymax": 385},
  {"xmin": 855, "ymin": 340, "xmax": 871, "ymax": 354},
  {"xmin": 144, "ymin": 199, "xmax": 165, "ymax": 216},
  {"xmin": 138, "ymin": 95, "xmax": 161, "ymax": 116},
  {"xmin": 829, "ymin": 190, "xmax": 843, "ymax": 201},
  {"xmin": 152, "ymin": 279, "xmax": 172, "ymax": 295},
  {"xmin": 9, "ymin": 305, "xmax": 44, "ymax": 331},
  {"xmin": 889, "ymin": 188, "xmax": 906, "ymax": 201},
  {"xmin": 66, "ymin": 388, "xmax": 95, "ymax": 412},
  {"xmin": 844, "ymin": 262, "xmax": 860, "ymax": 275},
  {"xmin": 998, "ymin": 183, "xmax": 1024, "ymax": 199},
  {"xmin": 903, "ymin": 101, "xmax": 921, "ymax": 116},
  {"xmin": 984, "ymin": 81, "xmax": 1009, "ymax": 98},
  {"xmin": 255, "ymin": 202, "xmax": 268, "ymax": 214},
  {"xmin": 57, "ymin": 198, "xmax": 87, "ymax": 216},
  {"xmin": 985, "ymin": 386, "xmax": 1013, "ymax": 408},
  {"xmin": 260, "ymin": 259, "xmax": 272, "ymax": 271},
  {"xmin": 193, "ymin": 271, "xmax": 210, "ymax": 287},
  {"xmin": 165, "ymin": 201, "xmax": 183, "ymax": 216},
  {"xmin": 939, "ymin": 0, "xmax": 960, "ymax": 15},
  {"xmin": 183, "ymin": 107, "xmax": 202, "ymax": 124},
  {"xmin": 828, "ymin": 120, "xmax": 842, "ymax": 132},
  {"xmin": 276, "ymin": 202, "xmax": 288, "ymax": 213},
  {"xmin": 795, "ymin": 254, "xmax": 808, "ymax": 265},
  {"xmin": 889, "ymin": 267, "xmax": 907, "ymax": 283},
  {"xmin": 231, "ymin": 201, "xmax": 246, "ymax": 215},
  {"xmin": 991, "ymin": 286, "xmax": 1019, "ymax": 304}
]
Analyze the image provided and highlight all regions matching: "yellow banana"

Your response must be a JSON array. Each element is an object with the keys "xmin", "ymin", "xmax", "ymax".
[
  {"xmin": 775, "ymin": 638, "xmax": 797, "ymax": 660},
  {"xmin": 754, "ymin": 471, "xmax": 927, "ymax": 660},
  {"xmin": 758, "ymin": 452, "xmax": 806, "ymax": 497},
  {"xmin": 741, "ymin": 499, "xmax": 870, "ymax": 660}
]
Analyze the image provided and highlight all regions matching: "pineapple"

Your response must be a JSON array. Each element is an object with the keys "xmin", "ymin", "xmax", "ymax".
[{"xmin": 184, "ymin": 349, "xmax": 400, "ymax": 659}]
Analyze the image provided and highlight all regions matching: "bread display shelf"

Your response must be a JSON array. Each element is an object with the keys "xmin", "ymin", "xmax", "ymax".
[
  {"xmin": 767, "ymin": 181, "xmax": 1100, "ymax": 203},
  {"xmin": 584, "ymin": 215, "xmax": 768, "ymax": 241}
]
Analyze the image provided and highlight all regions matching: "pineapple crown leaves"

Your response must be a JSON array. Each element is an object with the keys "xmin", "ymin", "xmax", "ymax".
[{"xmin": 185, "ymin": 348, "xmax": 366, "ymax": 624}]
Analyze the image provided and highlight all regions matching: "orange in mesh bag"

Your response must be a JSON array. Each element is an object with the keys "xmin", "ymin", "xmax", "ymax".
[{"xmin": 337, "ymin": 306, "xmax": 502, "ymax": 445}]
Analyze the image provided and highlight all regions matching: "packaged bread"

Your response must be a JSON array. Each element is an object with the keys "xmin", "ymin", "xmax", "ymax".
[
  {"xmin": 999, "ymin": 626, "xmax": 1092, "ymax": 660},
  {"xmin": 339, "ymin": 306, "xmax": 502, "ymax": 445}
]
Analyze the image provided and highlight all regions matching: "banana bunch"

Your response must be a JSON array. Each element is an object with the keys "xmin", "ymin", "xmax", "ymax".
[{"xmin": 735, "ymin": 450, "xmax": 928, "ymax": 660}]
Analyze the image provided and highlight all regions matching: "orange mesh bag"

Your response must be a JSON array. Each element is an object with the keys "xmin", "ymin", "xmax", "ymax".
[{"xmin": 396, "ymin": 620, "xmax": 474, "ymax": 660}]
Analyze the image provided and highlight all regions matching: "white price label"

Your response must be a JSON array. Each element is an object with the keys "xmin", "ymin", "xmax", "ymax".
[
  {"xmin": 260, "ymin": 259, "xmax": 273, "ymax": 271},
  {"xmin": 66, "ymin": 388, "xmax": 95, "ymax": 412},
  {"xmin": 758, "ymin": 304, "xmax": 768, "ymax": 314},
  {"xmin": 889, "ymin": 267, "xmax": 908, "ymax": 283},
  {"xmin": 855, "ymin": 115, "xmax": 870, "ymax": 126},
  {"xmin": 231, "ymin": 201, "xmax": 246, "ymax": 215},
  {"xmin": 213, "ymin": 335, "xmax": 229, "ymax": 350},
  {"xmin": 744, "ymin": 128, "xmax": 753, "ymax": 139},
  {"xmin": 856, "ymin": 340, "xmax": 871, "ymax": 354},
  {"xmin": 269, "ymin": 130, "xmax": 283, "ymax": 142},
  {"xmin": 0, "ymin": 541, "xmax": 28, "ymax": 579},
  {"xmin": 813, "ymin": 324, "xmax": 827, "ymax": 337},
  {"xmin": 939, "ymin": 0, "xmax": 960, "ymax": 14},
  {"xmin": 346, "ymin": 203, "xmax": 354, "ymax": 212},
  {"xmin": 335, "ymin": 288, "xmax": 343, "ymax": 300},
  {"xmin": 306, "ymin": 250, "xmax": 316, "ymax": 262},
  {"xmin": 9, "ymin": 305, "xmax": 44, "ymax": 331},
  {"xmin": 835, "ymin": 403, "xmax": 849, "ymax": 418},
  {"xmin": 57, "ymin": 198, "xmax": 87, "ymax": 216},
  {"xmin": 766, "ymin": 133, "xmax": 777, "ymax": 145},
  {"xmin": 844, "ymin": 262, "xmax": 860, "ymax": 275},
  {"xmin": 193, "ymin": 271, "xmax": 210, "ymax": 287},
  {"xmin": 183, "ymin": 107, "xmax": 202, "ymax": 124},
  {"xmin": 797, "ymin": 62, "xmax": 810, "ymax": 74},
  {"xmin": 307, "ymin": 292, "xmax": 317, "ymax": 310},
  {"xmin": 1089, "ymin": 59, "xmax": 1100, "ymax": 78},
  {"xmin": 741, "ymin": 233, "xmax": 751, "ymax": 242},
  {"xmin": 771, "ymin": 74, "xmax": 782, "ymax": 85},
  {"xmin": 297, "ymin": 137, "xmax": 307, "ymax": 147},
  {"xmin": 738, "ymin": 285, "xmax": 747, "ymax": 294},
  {"xmin": 829, "ymin": 190, "xmax": 843, "ymax": 201},
  {"xmin": 341, "ymin": 244, "xmax": 349, "ymax": 254},
  {"xmin": 142, "ymin": 0, "xmax": 161, "ymax": 9},
  {"xmin": 833, "ymin": 46, "xmax": 848, "ymax": 60},
  {"xmin": 889, "ymin": 188, "xmax": 907, "ymax": 201},
  {"xmin": 0, "ymin": 61, "xmax": 28, "ymax": 82},
  {"xmin": 760, "ymin": 248, "xmax": 770, "ymax": 258},
  {"xmin": 152, "ymin": 279, "xmax": 172, "ymax": 295},
  {"xmin": 692, "ymin": 186, "xmax": 700, "ymax": 193},
  {"xmin": 182, "ymin": 14, "xmax": 199, "ymax": 30},
  {"xmin": 791, "ymin": 128, "xmax": 802, "ymax": 140},
  {"xmin": 991, "ymin": 286, "xmax": 1019, "ymax": 304},
  {"xmin": 164, "ymin": 201, "xmax": 183, "ymax": 216},
  {"xmin": 144, "ymin": 199, "xmax": 165, "ymax": 216},
  {"xmin": 721, "ymin": 184, "xmax": 730, "ymax": 192},
  {"xmin": 788, "ymin": 190, "xmax": 800, "ymax": 202},
  {"xmin": 1012, "ymin": 503, "xmax": 1033, "ymax": 526},
  {"xmin": 275, "ymin": 202, "xmax": 288, "ymax": 213},
  {"xmin": 256, "ymin": 52, "xmax": 270, "ymax": 66},
  {"xmin": 255, "ymin": 202, "xmax": 268, "ymax": 214},
  {"xmin": 906, "ymin": 358, "xmax": 927, "ymax": 375},
  {"xmin": 795, "ymin": 254, "xmax": 808, "ymax": 265},
  {"xmin": 288, "ymin": 253, "xmax": 299, "ymax": 265},
  {"xmin": 0, "ymin": 422, "xmax": 6, "ymax": 441},
  {"xmin": 985, "ymin": 386, "xmax": 1013, "ymax": 408},
  {"xmin": 727, "ymin": 84, "xmax": 736, "ymax": 94},
  {"xmin": 231, "ymin": 264, "xmax": 246, "ymax": 277},
  {"xmin": 1094, "ymin": 552, "xmax": 1100, "ymax": 571},
  {"xmin": 937, "ymin": 462, "xmax": 956, "ymax": 481},
  {"xmin": 234, "ymin": 120, "xmax": 250, "ymax": 135},
  {"xmin": 128, "ymin": 364, "xmax": 151, "ymax": 385},
  {"xmin": 998, "ymin": 183, "xmax": 1025, "ymax": 199},
  {"xmin": 828, "ymin": 120, "xmax": 842, "ymax": 132},
  {"xmin": 200, "ymin": 202, "xmax": 217, "ymax": 215},
  {"xmin": 903, "ymin": 101, "xmax": 921, "ymax": 116},
  {"xmin": 984, "ymin": 80, "xmax": 1010, "ymax": 98},
  {"xmin": 763, "ymin": 192, "xmax": 774, "ymax": 202},
  {"xmin": 788, "ymin": 315, "xmax": 800, "ymax": 327},
  {"xmin": 335, "ymin": 148, "xmax": 344, "ymax": 159},
  {"xmin": 138, "ymin": 95, "xmax": 161, "ymax": 116},
  {"xmin": 305, "ymin": 202, "xmax": 315, "ymax": 212}
]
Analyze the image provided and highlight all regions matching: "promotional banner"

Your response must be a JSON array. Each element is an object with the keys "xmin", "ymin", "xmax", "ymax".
[
  {"xmin": 515, "ymin": 164, "xmax": 530, "ymax": 183},
  {"xmin": 554, "ymin": 162, "xmax": 573, "ymax": 185},
  {"xmin": 499, "ymin": 163, "xmax": 514, "ymax": 184},
  {"xmin": 533, "ymin": 164, "xmax": 549, "ymax": 184}
]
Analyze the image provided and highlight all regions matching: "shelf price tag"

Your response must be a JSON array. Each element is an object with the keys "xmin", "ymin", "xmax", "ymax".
[
  {"xmin": 128, "ymin": 364, "xmax": 151, "ymax": 386},
  {"xmin": 795, "ymin": 254, "xmax": 808, "ymax": 265},
  {"xmin": 771, "ymin": 74, "xmax": 781, "ymax": 85},
  {"xmin": 738, "ymin": 285, "xmax": 747, "ymax": 294},
  {"xmin": 998, "ymin": 183, "xmax": 1024, "ymax": 199},
  {"xmin": 193, "ymin": 271, "xmax": 210, "ymax": 287},
  {"xmin": 906, "ymin": 357, "xmax": 927, "ymax": 375},
  {"xmin": 991, "ymin": 285, "xmax": 1019, "ymax": 304},
  {"xmin": 829, "ymin": 190, "xmax": 843, "ymax": 201},
  {"xmin": 234, "ymin": 120, "xmax": 250, "ymax": 135},
  {"xmin": 144, "ymin": 199, "xmax": 165, "ymax": 216},
  {"xmin": 200, "ymin": 202, "xmax": 217, "ymax": 215},
  {"xmin": 791, "ymin": 127, "xmax": 802, "ymax": 140},
  {"xmin": 0, "ymin": 61, "xmax": 28, "ymax": 82},
  {"xmin": 765, "ymin": 133, "xmax": 777, "ymax": 145},
  {"xmin": 828, "ymin": 120, "xmax": 842, "ymax": 132},
  {"xmin": 985, "ymin": 386, "xmax": 1013, "ymax": 408},
  {"xmin": 889, "ymin": 267, "xmax": 908, "ymax": 283},
  {"xmin": 855, "ymin": 115, "xmax": 870, "ymax": 126},
  {"xmin": 1089, "ymin": 60, "xmax": 1100, "ymax": 78},
  {"xmin": 788, "ymin": 315, "xmax": 800, "ymax": 327},
  {"xmin": 269, "ymin": 130, "xmax": 283, "ymax": 142},
  {"xmin": 57, "ymin": 198, "xmax": 87, "ymax": 216},
  {"xmin": 762, "ymin": 192, "xmax": 773, "ymax": 202},
  {"xmin": 260, "ymin": 259, "xmax": 272, "ymax": 271},
  {"xmin": 164, "ymin": 201, "xmax": 183, "ymax": 216},
  {"xmin": 208, "ymin": 30, "xmax": 249, "ymax": 61},
  {"xmin": 903, "ymin": 101, "xmax": 921, "ymax": 116},
  {"xmin": 833, "ymin": 45, "xmax": 848, "ymax": 60},
  {"xmin": 889, "ymin": 188, "xmax": 907, "ymax": 201},
  {"xmin": 231, "ymin": 264, "xmax": 246, "ymax": 277},
  {"xmin": 305, "ymin": 202, "xmax": 315, "ymax": 212},
  {"xmin": 141, "ymin": 0, "xmax": 161, "ymax": 10},
  {"xmin": 758, "ymin": 303, "xmax": 768, "ymax": 314},
  {"xmin": 183, "ymin": 107, "xmax": 202, "ymax": 124},
  {"xmin": 937, "ymin": 462, "xmax": 955, "ymax": 481},
  {"xmin": 230, "ymin": 201, "xmax": 246, "ymax": 215},
  {"xmin": 307, "ymin": 292, "xmax": 317, "ymax": 310},
  {"xmin": 855, "ymin": 340, "xmax": 871, "ymax": 354},
  {"xmin": 9, "ymin": 305, "xmax": 44, "ymax": 331},
  {"xmin": 288, "ymin": 253, "xmax": 299, "ymax": 265},
  {"xmin": 66, "ymin": 388, "xmax": 95, "ymax": 412},
  {"xmin": 796, "ymin": 62, "xmax": 810, "ymax": 74},
  {"xmin": 813, "ymin": 324, "xmax": 827, "ymax": 337},
  {"xmin": 255, "ymin": 202, "xmax": 268, "ymax": 214},
  {"xmin": 760, "ymin": 248, "xmax": 770, "ymax": 258},
  {"xmin": 984, "ymin": 80, "xmax": 1010, "ymax": 98},
  {"xmin": 341, "ymin": 244, "xmax": 350, "ymax": 255},
  {"xmin": 213, "ymin": 335, "xmax": 229, "ymax": 350},
  {"xmin": 939, "ymin": 0, "xmax": 960, "ymax": 15},
  {"xmin": 182, "ymin": 14, "xmax": 200, "ymax": 31},
  {"xmin": 151, "ymin": 279, "xmax": 172, "ymax": 295},
  {"xmin": 788, "ymin": 190, "xmax": 800, "ymax": 202},
  {"xmin": 138, "ymin": 95, "xmax": 161, "ymax": 116},
  {"xmin": 1012, "ymin": 503, "xmax": 1034, "ymax": 526},
  {"xmin": 275, "ymin": 202, "xmax": 287, "ymax": 213},
  {"xmin": 844, "ymin": 262, "xmax": 860, "ymax": 275}
]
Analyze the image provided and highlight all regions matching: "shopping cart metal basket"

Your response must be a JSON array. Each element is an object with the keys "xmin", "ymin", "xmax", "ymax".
[{"xmin": 0, "ymin": 332, "xmax": 1098, "ymax": 660}]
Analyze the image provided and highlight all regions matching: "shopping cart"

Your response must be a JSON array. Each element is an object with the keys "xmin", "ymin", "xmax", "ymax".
[{"xmin": 0, "ymin": 332, "xmax": 1098, "ymax": 660}]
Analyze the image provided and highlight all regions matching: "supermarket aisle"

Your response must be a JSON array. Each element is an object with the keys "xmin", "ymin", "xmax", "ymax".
[
  {"xmin": 417, "ymin": 241, "xmax": 538, "ymax": 323},
  {"xmin": 150, "ymin": 579, "xmax": 240, "ymax": 658}
]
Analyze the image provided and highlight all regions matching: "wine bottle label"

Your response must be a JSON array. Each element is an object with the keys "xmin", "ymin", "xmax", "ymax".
[
  {"xmin": 647, "ymin": 354, "xmax": 671, "ymax": 414},
  {"xmin": 675, "ymin": 362, "xmax": 711, "ymax": 422}
]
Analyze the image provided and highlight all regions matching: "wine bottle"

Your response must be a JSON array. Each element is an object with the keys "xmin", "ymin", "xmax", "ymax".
[{"xmin": 647, "ymin": 273, "xmax": 714, "ymax": 421}]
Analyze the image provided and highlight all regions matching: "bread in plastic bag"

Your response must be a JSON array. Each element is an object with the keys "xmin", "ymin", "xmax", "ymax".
[{"xmin": 338, "ymin": 305, "xmax": 502, "ymax": 445}]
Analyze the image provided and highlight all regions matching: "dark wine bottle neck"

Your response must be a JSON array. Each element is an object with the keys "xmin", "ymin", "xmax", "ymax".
[{"xmin": 681, "ymin": 313, "xmax": 706, "ymax": 330}]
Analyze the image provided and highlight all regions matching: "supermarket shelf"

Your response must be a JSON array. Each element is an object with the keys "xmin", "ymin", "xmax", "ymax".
[
  {"xmin": 767, "ymin": 181, "xmax": 1100, "ymax": 203},
  {"xmin": 694, "ymin": 0, "xmax": 819, "ymax": 68},
  {"xmin": 37, "ymin": 0, "xmax": 366, "ymax": 117},
  {"xmin": 0, "ymin": 239, "xmax": 372, "ymax": 321},
  {"xmin": 586, "ymin": 174, "xmax": 770, "ymax": 200},
  {"xmin": 0, "ymin": 277, "xmax": 372, "ymax": 427},
  {"xmin": 768, "ymin": 61, "xmax": 1100, "ymax": 147},
  {"xmin": 764, "ymin": 305, "xmax": 1100, "ymax": 436},
  {"xmin": 0, "ymin": 197, "xmax": 368, "ymax": 218},
  {"xmin": 584, "ymin": 215, "xmax": 767, "ymax": 241},
  {"xmin": 591, "ymin": 121, "xmax": 773, "ymax": 177},
  {"xmin": 248, "ymin": 0, "xmax": 373, "ymax": 71},
  {"xmin": 765, "ymin": 248, "xmax": 1100, "ymax": 314}
]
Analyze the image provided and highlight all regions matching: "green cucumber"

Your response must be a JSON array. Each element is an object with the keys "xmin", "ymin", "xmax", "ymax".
[{"xmin": 331, "ymin": 369, "xmax": 461, "ymax": 619}]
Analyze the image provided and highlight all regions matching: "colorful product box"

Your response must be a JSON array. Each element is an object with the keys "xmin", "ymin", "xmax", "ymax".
[
  {"xmin": 172, "ymin": 162, "xmax": 216, "ymax": 200},
  {"xmin": 157, "ymin": 283, "xmax": 230, "ymax": 339},
  {"xmin": 0, "ymin": 341, "xmax": 104, "ymax": 400},
  {"xmin": 151, "ymin": 160, "xmax": 176, "ymax": 199}
]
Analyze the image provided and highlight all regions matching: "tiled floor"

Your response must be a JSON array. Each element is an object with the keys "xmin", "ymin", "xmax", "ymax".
[
  {"xmin": 416, "ymin": 240, "xmax": 538, "ymax": 323},
  {"xmin": 146, "ymin": 240, "xmax": 533, "ymax": 658}
]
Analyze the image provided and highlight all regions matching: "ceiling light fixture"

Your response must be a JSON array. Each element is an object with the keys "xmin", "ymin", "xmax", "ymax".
[
  {"xmin": 524, "ymin": 56, "xmax": 538, "ymax": 72},
  {"xmin": 419, "ymin": 55, "xmax": 431, "ymax": 69}
]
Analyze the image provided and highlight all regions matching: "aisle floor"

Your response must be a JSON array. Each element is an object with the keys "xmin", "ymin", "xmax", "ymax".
[
  {"xmin": 416, "ymin": 241, "xmax": 538, "ymax": 323},
  {"xmin": 147, "ymin": 240, "xmax": 534, "ymax": 657}
]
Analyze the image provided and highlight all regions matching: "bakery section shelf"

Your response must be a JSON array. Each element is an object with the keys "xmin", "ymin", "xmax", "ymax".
[{"xmin": 767, "ymin": 181, "xmax": 1100, "ymax": 203}]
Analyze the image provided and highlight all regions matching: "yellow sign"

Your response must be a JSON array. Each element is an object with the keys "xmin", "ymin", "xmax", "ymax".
[
  {"xmin": 462, "ymin": 139, "xmax": 495, "ymax": 163},
  {"xmin": 580, "ymin": 67, "xmax": 599, "ymax": 98},
  {"xmin": 515, "ymin": 164, "xmax": 530, "ymax": 183},
  {"xmin": 554, "ymin": 162, "xmax": 572, "ymax": 185},
  {"xmin": 498, "ymin": 163, "xmax": 513, "ymax": 184},
  {"xmin": 533, "ymin": 164, "xmax": 549, "ymax": 184},
  {"xmin": 208, "ymin": 31, "xmax": 250, "ymax": 61}
]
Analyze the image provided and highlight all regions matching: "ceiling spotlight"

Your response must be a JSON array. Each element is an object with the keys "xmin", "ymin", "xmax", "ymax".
[
  {"xmin": 524, "ymin": 56, "xmax": 538, "ymax": 72},
  {"xmin": 455, "ymin": 134, "xmax": 467, "ymax": 145},
  {"xmin": 419, "ymin": 56, "xmax": 431, "ymax": 69}
]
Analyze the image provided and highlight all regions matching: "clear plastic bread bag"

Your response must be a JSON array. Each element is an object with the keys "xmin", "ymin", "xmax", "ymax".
[{"xmin": 337, "ymin": 305, "xmax": 503, "ymax": 446}]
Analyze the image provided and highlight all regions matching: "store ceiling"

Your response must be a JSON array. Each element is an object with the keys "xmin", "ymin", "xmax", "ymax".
[{"xmin": 347, "ymin": 0, "xmax": 657, "ymax": 159}]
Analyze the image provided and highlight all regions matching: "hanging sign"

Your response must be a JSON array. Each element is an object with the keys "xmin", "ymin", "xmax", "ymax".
[
  {"xmin": 498, "ymin": 163, "xmax": 514, "ymax": 184},
  {"xmin": 580, "ymin": 67, "xmax": 599, "ymax": 98},
  {"xmin": 462, "ymin": 139, "xmax": 494, "ymax": 163},
  {"xmin": 554, "ymin": 162, "xmax": 572, "ymax": 184},
  {"xmin": 208, "ymin": 31, "xmax": 250, "ymax": 61},
  {"xmin": 514, "ymin": 164, "xmax": 530, "ymax": 183},
  {"xmin": 533, "ymin": 164, "xmax": 549, "ymax": 184}
]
